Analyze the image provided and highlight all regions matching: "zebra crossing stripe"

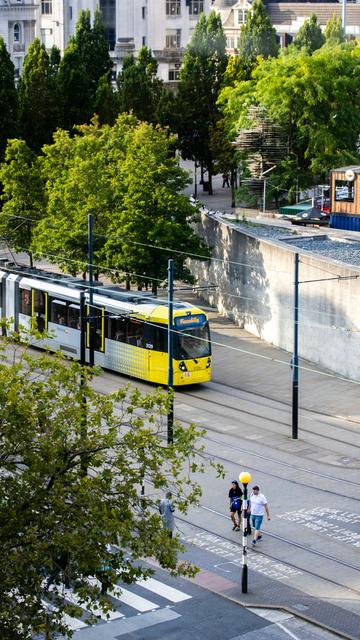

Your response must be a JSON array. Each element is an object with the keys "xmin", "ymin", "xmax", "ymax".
[
  {"xmin": 136, "ymin": 577, "xmax": 192, "ymax": 603},
  {"xmin": 110, "ymin": 586, "xmax": 159, "ymax": 612},
  {"xmin": 63, "ymin": 587, "xmax": 124, "ymax": 621},
  {"xmin": 41, "ymin": 599, "xmax": 88, "ymax": 631}
]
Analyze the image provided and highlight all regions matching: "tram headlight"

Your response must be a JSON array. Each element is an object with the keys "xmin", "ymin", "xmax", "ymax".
[
  {"xmin": 206, "ymin": 358, "xmax": 211, "ymax": 368},
  {"xmin": 179, "ymin": 361, "xmax": 188, "ymax": 372}
]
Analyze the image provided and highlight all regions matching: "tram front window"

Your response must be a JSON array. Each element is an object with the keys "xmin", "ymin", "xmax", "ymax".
[{"xmin": 174, "ymin": 323, "xmax": 211, "ymax": 360}]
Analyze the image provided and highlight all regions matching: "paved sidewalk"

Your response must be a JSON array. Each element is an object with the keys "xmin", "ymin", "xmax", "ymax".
[{"xmin": 180, "ymin": 160, "xmax": 360, "ymax": 422}]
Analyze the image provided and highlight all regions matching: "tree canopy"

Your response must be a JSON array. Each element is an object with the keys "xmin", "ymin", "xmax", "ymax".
[
  {"xmin": 117, "ymin": 47, "xmax": 164, "ymax": 123},
  {"xmin": 176, "ymin": 11, "xmax": 227, "ymax": 194},
  {"xmin": 0, "ymin": 37, "xmax": 18, "ymax": 161},
  {"xmin": 237, "ymin": 0, "xmax": 278, "ymax": 64},
  {"xmin": 0, "ymin": 337, "xmax": 219, "ymax": 638},
  {"xmin": 325, "ymin": 14, "xmax": 345, "ymax": 45},
  {"xmin": 58, "ymin": 9, "xmax": 113, "ymax": 131},
  {"xmin": 219, "ymin": 42, "xmax": 360, "ymax": 198},
  {"xmin": 17, "ymin": 39, "xmax": 60, "ymax": 152},
  {"xmin": 26, "ymin": 115, "xmax": 209, "ymax": 289},
  {"xmin": 0, "ymin": 139, "xmax": 45, "ymax": 264},
  {"xmin": 293, "ymin": 14, "xmax": 325, "ymax": 54}
]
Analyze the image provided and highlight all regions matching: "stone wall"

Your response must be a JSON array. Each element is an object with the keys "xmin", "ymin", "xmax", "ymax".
[{"xmin": 190, "ymin": 212, "xmax": 360, "ymax": 380}]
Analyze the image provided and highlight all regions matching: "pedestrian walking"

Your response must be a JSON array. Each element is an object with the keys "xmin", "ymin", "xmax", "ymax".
[
  {"xmin": 229, "ymin": 480, "xmax": 243, "ymax": 531},
  {"xmin": 159, "ymin": 491, "xmax": 175, "ymax": 538},
  {"xmin": 222, "ymin": 173, "xmax": 230, "ymax": 188},
  {"xmin": 249, "ymin": 485, "xmax": 270, "ymax": 545}
]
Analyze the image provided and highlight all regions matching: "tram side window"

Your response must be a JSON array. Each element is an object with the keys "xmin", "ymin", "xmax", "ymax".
[
  {"xmin": 127, "ymin": 318, "xmax": 144, "ymax": 347},
  {"xmin": 50, "ymin": 299, "xmax": 68, "ymax": 325},
  {"xmin": 145, "ymin": 323, "xmax": 167, "ymax": 352},
  {"xmin": 68, "ymin": 304, "xmax": 80, "ymax": 329},
  {"xmin": 109, "ymin": 316, "xmax": 126, "ymax": 342},
  {"xmin": 93, "ymin": 307, "xmax": 104, "ymax": 351},
  {"xmin": 20, "ymin": 289, "xmax": 31, "ymax": 315}
]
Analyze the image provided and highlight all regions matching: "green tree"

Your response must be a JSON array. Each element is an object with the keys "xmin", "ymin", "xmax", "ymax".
[
  {"xmin": 0, "ymin": 37, "xmax": 18, "ymax": 161},
  {"xmin": 177, "ymin": 11, "xmax": 227, "ymax": 194},
  {"xmin": 17, "ymin": 39, "xmax": 59, "ymax": 152},
  {"xmin": 58, "ymin": 41, "xmax": 93, "ymax": 130},
  {"xmin": 32, "ymin": 115, "xmax": 209, "ymax": 288},
  {"xmin": 238, "ymin": 0, "xmax": 278, "ymax": 64},
  {"xmin": 117, "ymin": 47, "xmax": 163, "ymax": 123},
  {"xmin": 325, "ymin": 14, "xmax": 345, "ymax": 45},
  {"xmin": 58, "ymin": 10, "xmax": 112, "ymax": 130},
  {"xmin": 104, "ymin": 119, "xmax": 210, "ymax": 292},
  {"xmin": 33, "ymin": 119, "xmax": 117, "ymax": 273},
  {"xmin": 94, "ymin": 74, "xmax": 118, "ymax": 125},
  {"xmin": 76, "ymin": 9, "xmax": 112, "ymax": 94},
  {"xmin": 0, "ymin": 139, "xmax": 45, "ymax": 265},
  {"xmin": 209, "ymin": 118, "xmax": 239, "ymax": 206},
  {"xmin": 0, "ymin": 341, "xmax": 219, "ymax": 639},
  {"xmin": 294, "ymin": 14, "xmax": 325, "ymax": 54},
  {"xmin": 220, "ymin": 43, "xmax": 360, "ymax": 198}
]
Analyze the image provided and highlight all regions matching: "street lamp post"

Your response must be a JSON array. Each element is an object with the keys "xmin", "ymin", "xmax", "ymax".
[{"xmin": 239, "ymin": 471, "xmax": 252, "ymax": 594}]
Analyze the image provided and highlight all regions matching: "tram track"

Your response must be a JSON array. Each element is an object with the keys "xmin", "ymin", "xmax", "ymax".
[
  {"xmin": 200, "ymin": 434, "xmax": 360, "ymax": 490},
  {"xmin": 175, "ymin": 514, "xmax": 360, "ymax": 598},
  {"xmin": 179, "ymin": 387, "xmax": 360, "ymax": 450},
  {"xmin": 210, "ymin": 378, "xmax": 360, "ymax": 430}
]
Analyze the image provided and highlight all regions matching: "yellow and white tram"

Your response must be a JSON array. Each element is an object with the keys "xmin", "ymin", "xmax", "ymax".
[{"xmin": 0, "ymin": 264, "xmax": 212, "ymax": 385}]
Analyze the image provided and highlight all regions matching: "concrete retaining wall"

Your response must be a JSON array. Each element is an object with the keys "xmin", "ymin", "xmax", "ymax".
[{"xmin": 190, "ymin": 212, "xmax": 360, "ymax": 381}]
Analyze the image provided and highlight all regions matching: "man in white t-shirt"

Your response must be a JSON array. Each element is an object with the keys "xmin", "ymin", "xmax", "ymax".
[{"xmin": 249, "ymin": 485, "xmax": 270, "ymax": 545}]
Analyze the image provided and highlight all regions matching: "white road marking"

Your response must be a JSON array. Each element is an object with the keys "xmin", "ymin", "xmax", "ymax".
[
  {"xmin": 110, "ymin": 586, "xmax": 159, "ymax": 612},
  {"xmin": 41, "ymin": 599, "xmax": 88, "ymax": 631},
  {"xmin": 277, "ymin": 622, "xmax": 301, "ymax": 640},
  {"xmin": 63, "ymin": 587, "xmax": 124, "ymax": 621},
  {"xmin": 136, "ymin": 577, "xmax": 192, "ymax": 603}
]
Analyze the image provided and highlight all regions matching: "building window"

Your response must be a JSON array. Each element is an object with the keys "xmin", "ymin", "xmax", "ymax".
[
  {"xmin": 142, "ymin": 6, "xmax": 146, "ymax": 19},
  {"xmin": 41, "ymin": 0, "xmax": 52, "ymax": 15},
  {"xmin": 100, "ymin": 0, "xmax": 116, "ymax": 51},
  {"xmin": 166, "ymin": 29, "xmax": 181, "ymax": 48},
  {"xmin": 335, "ymin": 180, "xmax": 355, "ymax": 203},
  {"xmin": 166, "ymin": 0, "xmax": 181, "ymax": 16},
  {"xmin": 142, "ymin": 36, "xmax": 146, "ymax": 46},
  {"xmin": 13, "ymin": 23, "xmax": 22, "ymax": 43},
  {"xmin": 189, "ymin": 1, "xmax": 203, "ymax": 15},
  {"xmin": 14, "ymin": 56, "xmax": 22, "ymax": 77},
  {"xmin": 227, "ymin": 36, "xmax": 235, "ymax": 50},
  {"xmin": 40, "ymin": 27, "xmax": 53, "ymax": 48},
  {"xmin": 69, "ymin": 6, "xmax": 73, "ymax": 20},
  {"xmin": 168, "ymin": 64, "xmax": 181, "ymax": 81},
  {"xmin": 237, "ymin": 9, "xmax": 248, "ymax": 25}
]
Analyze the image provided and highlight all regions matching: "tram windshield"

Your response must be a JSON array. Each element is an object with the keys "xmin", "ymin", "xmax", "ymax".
[{"xmin": 174, "ymin": 316, "xmax": 211, "ymax": 360}]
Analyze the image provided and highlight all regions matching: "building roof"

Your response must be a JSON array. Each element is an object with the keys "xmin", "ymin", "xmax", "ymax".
[
  {"xmin": 331, "ymin": 166, "xmax": 360, "ymax": 174},
  {"xmin": 267, "ymin": 3, "xmax": 360, "ymax": 26}
]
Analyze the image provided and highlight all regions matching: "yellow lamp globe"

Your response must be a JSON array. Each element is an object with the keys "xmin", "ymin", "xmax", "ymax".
[{"xmin": 239, "ymin": 471, "xmax": 252, "ymax": 485}]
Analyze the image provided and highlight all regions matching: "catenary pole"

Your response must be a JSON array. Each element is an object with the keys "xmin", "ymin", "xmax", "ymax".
[
  {"xmin": 292, "ymin": 253, "xmax": 299, "ymax": 439},
  {"xmin": 88, "ymin": 213, "xmax": 94, "ymax": 367},
  {"xmin": 342, "ymin": 0, "xmax": 347, "ymax": 30},
  {"xmin": 167, "ymin": 258, "xmax": 174, "ymax": 444}
]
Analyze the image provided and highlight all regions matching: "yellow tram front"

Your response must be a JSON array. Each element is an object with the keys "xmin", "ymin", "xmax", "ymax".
[{"xmin": 147, "ymin": 306, "xmax": 212, "ymax": 386}]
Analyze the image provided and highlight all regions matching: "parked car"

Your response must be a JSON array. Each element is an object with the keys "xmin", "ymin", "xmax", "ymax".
[{"xmin": 287, "ymin": 208, "xmax": 330, "ymax": 226}]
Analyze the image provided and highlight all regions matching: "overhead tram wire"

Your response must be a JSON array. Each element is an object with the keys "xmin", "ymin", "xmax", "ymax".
[
  {"xmin": 6, "ymin": 251, "xmax": 359, "ymax": 332},
  {"xmin": 1, "ymin": 260, "xmax": 360, "ymax": 386},
  {"xmin": 3, "ymin": 211, "xmax": 356, "ymax": 281}
]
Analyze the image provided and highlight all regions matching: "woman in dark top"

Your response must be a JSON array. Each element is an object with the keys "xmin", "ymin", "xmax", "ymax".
[{"xmin": 229, "ymin": 480, "xmax": 243, "ymax": 531}]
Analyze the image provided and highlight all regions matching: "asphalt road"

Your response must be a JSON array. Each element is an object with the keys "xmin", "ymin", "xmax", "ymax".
[{"xmin": 86, "ymin": 304, "xmax": 360, "ymax": 639}]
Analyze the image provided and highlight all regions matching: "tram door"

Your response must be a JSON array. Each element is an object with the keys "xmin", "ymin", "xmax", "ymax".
[{"xmin": 32, "ymin": 290, "xmax": 48, "ymax": 334}]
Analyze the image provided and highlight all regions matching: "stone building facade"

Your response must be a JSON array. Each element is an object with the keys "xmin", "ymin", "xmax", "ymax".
[{"xmin": 0, "ymin": 0, "xmax": 214, "ymax": 82}]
